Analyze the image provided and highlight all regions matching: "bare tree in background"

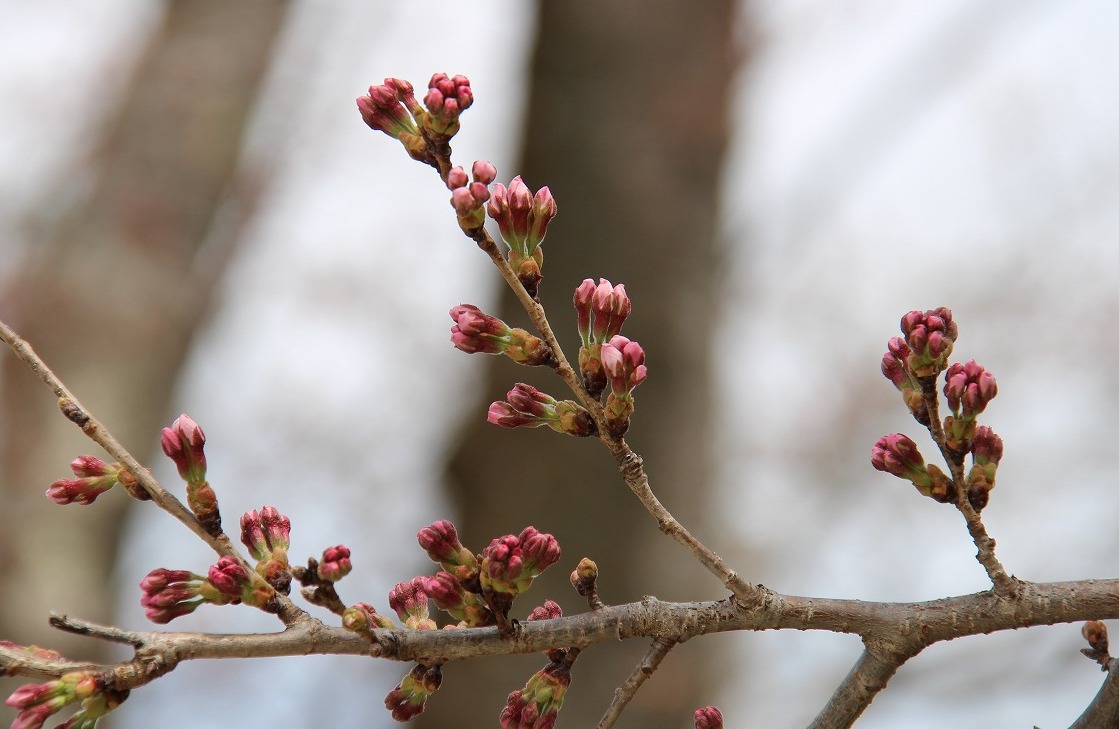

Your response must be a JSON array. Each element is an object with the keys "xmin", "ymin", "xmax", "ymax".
[
  {"xmin": 420, "ymin": 2, "xmax": 740, "ymax": 726},
  {"xmin": 0, "ymin": 0, "xmax": 288, "ymax": 674}
]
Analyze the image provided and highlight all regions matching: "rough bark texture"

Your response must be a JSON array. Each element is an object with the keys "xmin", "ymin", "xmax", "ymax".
[
  {"xmin": 421, "ymin": 2, "xmax": 738, "ymax": 726},
  {"xmin": 0, "ymin": 0, "xmax": 288, "ymax": 670}
]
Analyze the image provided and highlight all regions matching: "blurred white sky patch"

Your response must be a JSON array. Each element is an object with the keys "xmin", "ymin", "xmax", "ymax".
[{"xmin": 4, "ymin": 0, "xmax": 1119, "ymax": 727}]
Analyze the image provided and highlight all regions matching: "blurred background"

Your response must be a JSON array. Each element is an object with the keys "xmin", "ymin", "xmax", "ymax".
[{"xmin": 2, "ymin": 1, "xmax": 1118, "ymax": 727}]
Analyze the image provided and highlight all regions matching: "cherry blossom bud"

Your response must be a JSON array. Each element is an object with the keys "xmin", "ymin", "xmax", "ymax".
[
  {"xmin": 499, "ymin": 661, "xmax": 571, "ymax": 729},
  {"xmin": 389, "ymin": 577, "xmax": 437, "ymax": 630},
  {"xmin": 446, "ymin": 162, "xmax": 495, "ymax": 233},
  {"xmin": 5, "ymin": 672, "xmax": 119, "ymax": 729},
  {"xmin": 423, "ymin": 72, "xmax": 473, "ymax": 138},
  {"xmin": 424, "ymin": 571, "xmax": 492, "ymax": 627},
  {"xmin": 898, "ymin": 308, "xmax": 957, "ymax": 377},
  {"xmin": 965, "ymin": 426, "xmax": 1004, "ymax": 511},
  {"xmin": 449, "ymin": 305, "xmax": 554, "ymax": 366},
  {"xmin": 161, "ymin": 414, "xmax": 207, "ymax": 483},
  {"xmin": 161, "ymin": 414, "xmax": 221, "ymax": 534},
  {"xmin": 385, "ymin": 663, "xmax": 443, "ymax": 721},
  {"xmin": 356, "ymin": 79, "xmax": 429, "ymax": 162},
  {"xmin": 488, "ymin": 384, "xmax": 596, "ymax": 437},
  {"xmin": 238, "ymin": 507, "xmax": 291, "ymax": 593},
  {"xmin": 944, "ymin": 360, "xmax": 997, "ymax": 419},
  {"xmin": 881, "ymin": 338, "xmax": 928, "ymax": 423},
  {"xmin": 45, "ymin": 461, "xmax": 120, "ymax": 505},
  {"xmin": 527, "ymin": 599, "xmax": 562, "ymax": 622},
  {"xmin": 418, "ymin": 520, "xmax": 479, "ymax": 574},
  {"xmin": 139, "ymin": 568, "xmax": 205, "ymax": 624},
  {"xmin": 342, "ymin": 602, "xmax": 396, "ymax": 633},
  {"xmin": 488, "ymin": 176, "xmax": 557, "ymax": 297},
  {"xmin": 694, "ymin": 706, "xmax": 725, "ymax": 729},
  {"xmin": 601, "ymin": 335, "xmax": 648, "ymax": 437},
  {"xmin": 317, "ymin": 545, "xmax": 352, "ymax": 583},
  {"xmin": 481, "ymin": 527, "xmax": 560, "ymax": 598},
  {"xmin": 871, "ymin": 434, "xmax": 953, "ymax": 502}
]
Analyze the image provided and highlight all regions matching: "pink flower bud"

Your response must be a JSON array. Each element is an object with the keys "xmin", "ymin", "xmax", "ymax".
[
  {"xmin": 487, "ymin": 176, "xmax": 556, "ymax": 256},
  {"xmin": 418, "ymin": 520, "xmax": 477, "ymax": 570},
  {"xmin": 139, "ymin": 568, "xmax": 204, "ymax": 624},
  {"xmin": 207, "ymin": 556, "xmax": 250, "ymax": 599},
  {"xmin": 356, "ymin": 79, "xmax": 429, "ymax": 161},
  {"xmin": 601, "ymin": 336, "xmax": 647, "ymax": 395},
  {"xmin": 943, "ymin": 360, "xmax": 997, "ymax": 418},
  {"xmin": 423, "ymin": 72, "xmax": 473, "ymax": 138},
  {"xmin": 161, "ymin": 413, "xmax": 207, "ymax": 483},
  {"xmin": 389, "ymin": 577, "xmax": 436, "ymax": 629},
  {"xmin": 870, "ymin": 433, "xmax": 926, "ymax": 481},
  {"xmin": 385, "ymin": 664, "xmax": 443, "ymax": 721},
  {"xmin": 450, "ymin": 304, "xmax": 553, "ymax": 363},
  {"xmin": 694, "ymin": 706, "xmax": 725, "ymax": 729},
  {"xmin": 472, "ymin": 160, "xmax": 497, "ymax": 185},
  {"xmin": 487, "ymin": 384, "xmax": 594, "ymax": 436},
  {"xmin": 45, "ymin": 475, "xmax": 117, "ymax": 506},
  {"xmin": 342, "ymin": 602, "xmax": 396, "ymax": 633},
  {"xmin": 500, "ymin": 662, "xmax": 571, "ymax": 729},
  {"xmin": 317, "ymin": 545, "xmax": 352, "ymax": 582},
  {"xmin": 897, "ymin": 308, "xmax": 957, "ymax": 377},
  {"xmin": 527, "ymin": 599, "xmax": 562, "ymax": 622},
  {"xmin": 573, "ymin": 279, "xmax": 597, "ymax": 345},
  {"xmin": 972, "ymin": 425, "xmax": 1003, "ymax": 466}
]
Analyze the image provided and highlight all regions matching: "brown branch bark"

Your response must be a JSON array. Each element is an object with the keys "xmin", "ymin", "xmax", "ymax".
[
  {"xmin": 597, "ymin": 637, "xmax": 678, "ymax": 729},
  {"xmin": 1070, "ymin": 658, "xmax": 1119, "ymax": 729}
]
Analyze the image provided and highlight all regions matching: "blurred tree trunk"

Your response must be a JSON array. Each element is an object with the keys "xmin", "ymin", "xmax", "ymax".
[
  {"xmin": 422, "ymin": 2, "xmax": 739, "ymax": 727},
  {"xmin": 0, "ymin": 0, "xmax": 288, "ymax": 671}
]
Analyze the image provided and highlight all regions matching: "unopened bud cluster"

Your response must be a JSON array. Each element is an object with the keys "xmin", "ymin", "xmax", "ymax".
[
  {"xmin": 357, "ymin": 74, "xmax": 472, "ymax": 166},
  {"xmin": 874, "ymin": 309, "xmax": 1003, "ymax": 511},
  {"xmin": 161, "ymin": 413, "xmax": 221, "ymax": 535},
  {"xmin": 5, "ymin": 671, "xmax": 128, "ymax": 729},
  {"xmin": 573, "ymin": 278, "xmax": 648, "ymax": 436},
  {"xmin": 240, "ymin": 506, "xmax": 293, "ymax": 593}
]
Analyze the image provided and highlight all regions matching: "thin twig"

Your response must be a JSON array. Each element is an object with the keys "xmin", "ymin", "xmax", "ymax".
[
  {"xmin": 0, "ymin": 318, "xmax": 306, "ymax": 626},
  {"xmin": 920, "ymin": 378, "xmax": 1017, "ymax": 596},
  {"xmin": 1070, "ymin": 658, "xmax": 1119, "ymax": 729},
  {"xmin": 808, "ymin": 644, "xmax": 913, "ymax": 729},
  {"xmin": 597, "ymin": 637, "xmax": 678, "ymax": 729}
]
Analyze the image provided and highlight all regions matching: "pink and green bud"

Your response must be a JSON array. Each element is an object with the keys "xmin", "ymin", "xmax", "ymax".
[
  {"xmin": 356, "ymin": 79, "xmax": 429, "ymax": 162},
  {"xmin": 202, "ymin": 556, "xmax": 277, "ymax": 611},
  {"xmin": 574, "ymin": 279, "xmax": 632, "ymax": 398},
  {"xmin": 871, "ymin": 434, "xmax": 954, "ymax": 502},
  {"xmin": 601, "ymin": 335, "xmax": 647, "ymax": 437},
  {"xmin": 480, "ymin": 527, "xmax": 561, "ymax": 598},
  {"xmin": 6, "ymin": 672, "xmax": 113, "ymax": 729},
  {"xmin": 389, "ymin": 577, "xmax": 437, "ymax": 630},
  {"xmin": 418, "ymin": 520, "xmax": 478, "ymax": 574},
  {"xmin": 385, "ymin": 663, "xmax": 443, "ymax": 721},
  {"xmin": 965, "ymin": 426, "xmax": 1004, "ymax": 511},
  {"xmin": 424, "ymin": 571, "xmax": 492, "ymax": 626},
  {"xmin": 488, "ymin": 176, "xmax": 557, "ymax": 296},
  {"xmin": 944, "ymin": 360, "xmax": 997, "ymax": 419},
  {"xmin": 881, "ymin": 338, "xmax": 928, "ymax": 423},
  {"xmin": 694, "ymin": 706, "xmax": 725, "ymax": 729},
  {"xmin": 161, "ymin": 414, "xmax": 207, "ymax": 483},
  {"xmin": 488, "ymin": 384, "xmax": 596, "ymax": 437},
  {"xmin": 46, "ymin": 456, "xmax": 122, "ymax": 506},
  {"xmin": 898, "ymin": 308, "xmax": 958, "ymax": 377},
  {"xmin": 449, "ymin": 305, "xmax": 553, "ymax": 366},
  {"xmin": 499, "ymin": 661, "xmax": 571, "ymax": 729},
  {"xmin": 161, "ymin": 414, "xmax": 221, "ymax": 534},
  {"xmin": 0, "ymin": 642, "xmax": 64, "ymax": 662},
  {"xmin": 447, "ymin": 162, "xmax": 495, "ymax": 233},
  {"xmin": 317, "ymin": 545, "xmax": 352, "ymax": 583},
  {"xmin": 526, "ymin": 600, "xmax": 562, "ymax": 622},
  {"xmin": 423, "ymin": 73, "xmax": 473, "ymax": 138},
  {"xmin": 239, "ymin": 506, "xmax": 292, "ymax": 592},
  {"xmin": 601, "ymin": 336, "xmax": 647, "ymax": 395},
  {"xmin": 342, "ymin": 602, "xmax": 397, "ymax": 633},
  {"xmin": 139, "ymin": 568, "xmax": 205, "ymax": 624}
]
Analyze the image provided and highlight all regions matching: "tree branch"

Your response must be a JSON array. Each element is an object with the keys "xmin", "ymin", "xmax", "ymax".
[
  {"xmin": 809, "ymin": 643, "xmax": 913, "ymax": 729},
  {"xmin": 1070, "ymin": 658, "xmax": 1119, "ymax": 729},
  {"xmin": 597, "ymin": 636, "xmax": 678, "ymax": 729}
]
